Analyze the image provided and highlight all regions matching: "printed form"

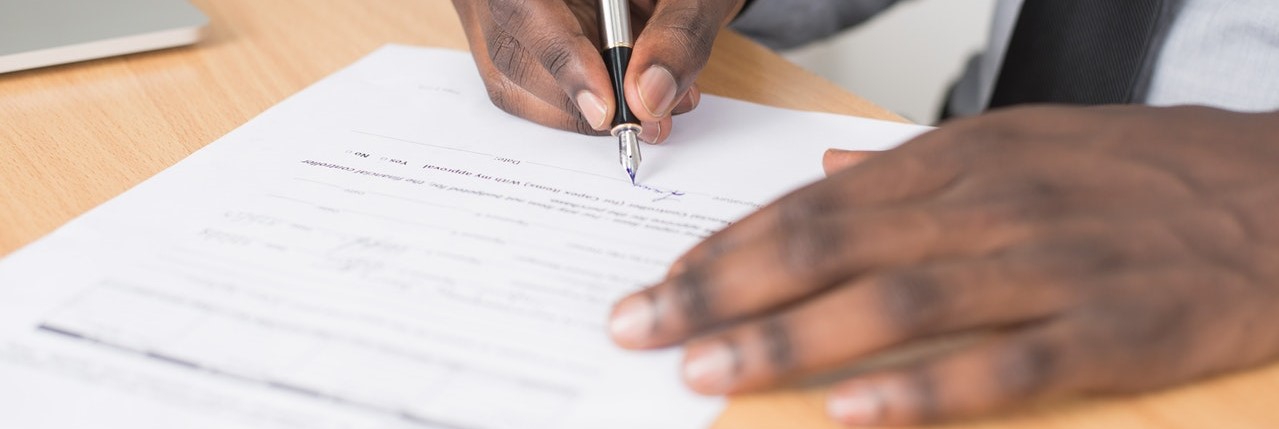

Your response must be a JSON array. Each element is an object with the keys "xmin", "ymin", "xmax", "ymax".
[{"xmin": 0, "ymin": 46, "xmax": 930, "ymax": 429}]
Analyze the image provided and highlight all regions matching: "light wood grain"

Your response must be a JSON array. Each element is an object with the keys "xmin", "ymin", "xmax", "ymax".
[{"xmin": 2, "ymin": 1, "xmax": 1277, "ymax": 428}]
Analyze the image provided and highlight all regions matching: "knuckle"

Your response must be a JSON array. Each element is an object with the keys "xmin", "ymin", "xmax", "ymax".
[
  {"xmin": 1084, "ymin": 294, "xmax": 1189, "ymax": 354},
  {"xmin": 876, "ymin": 270, "xmax": 948, "ymax": 335},
  {"xmin": 487, "ymin": 0, "xmax": 585, "ymax": 84},
  {"xmin": 537, "ymin": 40, "xmax": 576, "ymax": 77},
  {"xmin": 995, "ymin": 339, "xmax": 1060, "ymax": 397},
  {"xmin": 777, "ymin": 193, "xmax": 845, "ymax": 277},
  {"xmin": 1063, "ymin": 287, "xmax": 1194, "ymax": 390},
  {"xmin": 905, "ymin": 368, "xmax": 942, "ymax": 423},
  {"xmin": 704, "ymin": 237, "xmax": 735, "ymax": 260},
  {"xmin": 670, "ymin": 266, "xmax": 715, "ymax": 331},
  {"xmin": 758, "ymin": 317, "xmax": 796, "ymax": 374},
  {"xmin": 487, "ymin": 31, "xmax": 531, "ymax": 81},
  {"xmin": 675, "ymin": 237, "xmax": 736, "ymax": 276}
]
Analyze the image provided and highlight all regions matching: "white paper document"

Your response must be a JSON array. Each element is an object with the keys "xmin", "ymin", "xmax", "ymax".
[{"xmin": 0, "ymin": 45, "xmax": 930, "ymax": 428}]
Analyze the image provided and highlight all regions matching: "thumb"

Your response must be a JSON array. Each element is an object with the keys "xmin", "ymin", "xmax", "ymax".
[
  {"xmin": 624, "ymin": 0, "xmax": 745, "ymax": 124},
  {"xmin": 823, "ymin": 149, "xmax": 876, "ymax": 176}
]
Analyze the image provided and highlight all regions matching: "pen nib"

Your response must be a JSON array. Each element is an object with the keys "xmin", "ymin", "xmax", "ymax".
[{"xmin": 615, "ymin": 126, "xmax": 642, "ymax": 185}]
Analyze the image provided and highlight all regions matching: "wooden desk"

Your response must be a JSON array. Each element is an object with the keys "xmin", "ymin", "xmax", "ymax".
[{"xmin": 1, "ymin": 1, "xmax": 1276, "ymax": 428}]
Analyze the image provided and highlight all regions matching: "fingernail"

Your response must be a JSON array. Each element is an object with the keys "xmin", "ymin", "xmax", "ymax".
[
  {"xmin": 638, "ymin": 121, "xmax": 663, "ymax": 144},
  {"xmin": 823, "ymin": 149, "xmax": 874, "ymax": 175},
  {"xmin": 673, "ymin": 85, "xmax": 700, "ymax": 114},
  {"xmin": 683, "ymin": 342, "xmax": 737, "ymax": 393},
  {"xmin": 637, "ymin": 66, "xmax": 678, "ymax": 118},
  {"xmin": 828, "ymin": 385, "xmax": 884, "ymax": 426},
  {"xmin": 577, "ymin": 91, "xmax": 608, "ymax": 130},
  {"xmin": 609, "ymin": 296, "xmax": 655, "ymax": 345}
]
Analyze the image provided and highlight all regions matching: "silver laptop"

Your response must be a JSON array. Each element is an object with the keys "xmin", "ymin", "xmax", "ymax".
[{"xmin": 0, "ymin": 0, "xmax": 207, "ymax": 74}]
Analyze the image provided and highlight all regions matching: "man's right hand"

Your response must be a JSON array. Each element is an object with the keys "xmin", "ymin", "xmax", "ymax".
[{"xmin": 451, "ymin": 0, "xmax": 747, "ymax": 144}]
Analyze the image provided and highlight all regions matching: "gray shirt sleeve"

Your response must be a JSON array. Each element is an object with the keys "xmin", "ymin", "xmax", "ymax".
[{"xmin": 730, "ymin": 0, "xmax": 903, "ymax": 50}]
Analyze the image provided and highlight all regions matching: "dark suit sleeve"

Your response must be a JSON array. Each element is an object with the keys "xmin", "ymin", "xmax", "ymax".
[{"xmin": 731, "ymin": 0, "xmax": 903, "ymax": 50}]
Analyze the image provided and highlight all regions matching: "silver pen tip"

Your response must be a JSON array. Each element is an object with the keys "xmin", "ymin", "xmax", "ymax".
[{"xmin": 614, "ymin": 125, "xmax": 642, "ymax": 184}]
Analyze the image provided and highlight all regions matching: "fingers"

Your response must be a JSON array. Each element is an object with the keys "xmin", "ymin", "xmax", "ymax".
[
  {"xmin": 638, "ymin": 116, "xmax": 674, "ymax": 144},
  {"xmin": 811, "ymin": 232, "xmax": 1279, "ymax": 426},
  {"xmin": 671, "ymin": 83, "xmax": 700, "ymax": 116},
  {"xmin": 490, "ymin": 0, "xmax": 616, "ymax": 126},
  {"xmin": 459, "ymin": 0, "xmax": 707, "ymax": 140},
  {"xmin": 671, "ymin": 147, "xmax": 964, "ymax": 276},
  {"xmin": 611, "ymin": 199, "xmax": 1054, "ymax": 350},
  {"xmin": 827, "ymin": 322, "xmax": 1078, "ymax": 426},
  {"xmin": 676, "ymin": 253, "xmax": 1080, "ymax": 394},
  {"xmin": 637, "ymin": 84, "xmax": 697, "ymax": 144},
  {"xmin": 625, "ymin": 0, "xmax": 744, "ymax": 124},
  {"xmin": 476, "ymin": 59, "xmax": 608, "ymax": 134},
  {"xmin": 822, "ymin": 149, "xmax": 876, "ymax": 176},
  {"xmin": 459, "ymin": 0, "xmax": 616, "ymax": 134}
]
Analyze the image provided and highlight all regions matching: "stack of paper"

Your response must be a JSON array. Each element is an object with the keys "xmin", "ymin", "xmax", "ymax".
[{"xmin": 0, "ymin": 45, "xmax": 929, "ymax": 429}]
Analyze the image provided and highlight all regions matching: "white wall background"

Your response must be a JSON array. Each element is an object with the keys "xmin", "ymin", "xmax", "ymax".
[{"xmin": 783, "ymin": 0, "xmax": 998, "ymax": 124}]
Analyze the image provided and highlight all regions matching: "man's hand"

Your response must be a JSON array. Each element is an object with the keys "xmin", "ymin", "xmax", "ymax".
[
  {"xmin": 607, "ymin": 105, "xmax": 1279, "ymax": 426},
  {"xmin": 452, "ymin": 0, "xmax": 745, "ymax": 144}
]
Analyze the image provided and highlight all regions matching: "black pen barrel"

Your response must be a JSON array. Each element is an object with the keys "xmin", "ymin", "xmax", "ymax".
[{"xmin": 603, "ymin": 46, "xmax": 638, "ymax": 127}]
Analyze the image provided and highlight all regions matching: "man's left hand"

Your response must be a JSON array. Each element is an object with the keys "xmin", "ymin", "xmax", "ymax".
[{"xmin": 608, "ymin": 105, "xmax": 1279, "ymax": 426}]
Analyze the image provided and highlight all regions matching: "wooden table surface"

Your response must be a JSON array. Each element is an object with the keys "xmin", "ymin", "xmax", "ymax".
[{"xmin": 2, "ymin": 1, "xmax": 1278, "ymax": 428}]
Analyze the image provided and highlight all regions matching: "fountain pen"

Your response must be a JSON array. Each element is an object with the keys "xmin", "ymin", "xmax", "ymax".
[{"xmin": 599, "ymin": 0, "xmax": 642, "ymax": 184}]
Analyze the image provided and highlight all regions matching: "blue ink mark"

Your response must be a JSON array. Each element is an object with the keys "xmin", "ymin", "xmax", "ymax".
[
  {"xmin": 633, "ymin": 182, "xmax": 686, "ymax": 202},
  {"xmin": 653, "ymin": 191, "xmax": 685, "ymax": 202}
]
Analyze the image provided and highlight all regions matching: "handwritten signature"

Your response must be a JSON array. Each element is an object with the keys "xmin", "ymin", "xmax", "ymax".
[{"xmin": 633, "ymin": 183, "xmax": 686, "ymax": 202}]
